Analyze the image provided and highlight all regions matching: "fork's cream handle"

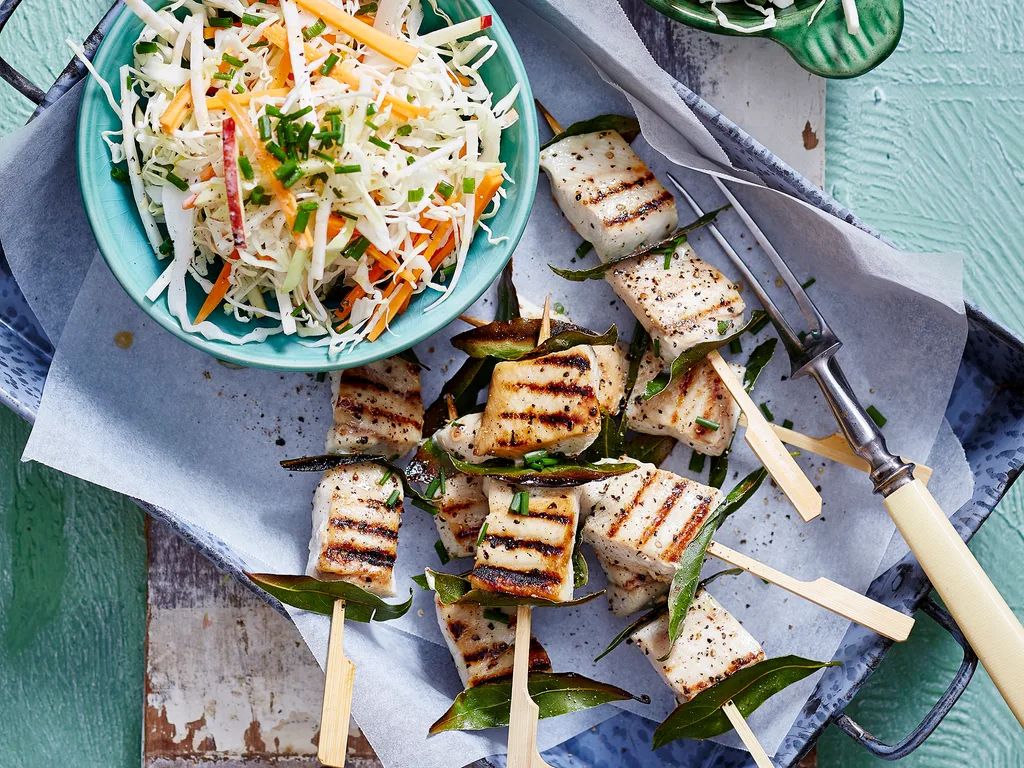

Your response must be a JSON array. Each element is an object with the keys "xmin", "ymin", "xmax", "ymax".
[{"xmin": 885, "ymin": 478, "xmax": 1024, "ymax": 725}]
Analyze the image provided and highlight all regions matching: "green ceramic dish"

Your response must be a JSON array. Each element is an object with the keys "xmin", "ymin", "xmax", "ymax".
[
  {"xmin": 77, "ymin": 0, "xmax": 537, "ymax": 371},
  {"xmin": 644, "ymin": 0, "xmax": 903, "ymax": 78}
]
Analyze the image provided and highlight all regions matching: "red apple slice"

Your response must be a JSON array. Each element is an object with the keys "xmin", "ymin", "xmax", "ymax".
[{"xmin": 222, "ymin": 116, "xmax": 247, "ymax": 248}]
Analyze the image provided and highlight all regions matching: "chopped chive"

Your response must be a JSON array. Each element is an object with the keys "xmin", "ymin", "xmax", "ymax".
[
  {"xmin": 406, "ymin": 93, "xmax": 414, "ymax": 103},
  {"xmin": 759, "ymin": 402, "xmax": 774, "ymax": 422},
  {"xmin": 406, "ymin": 155, "xmax": 415, "ymax": 165},
  {"xmin": 408, "ymin": 187, "xmax": 424, "ymax": 203},
  {"xmin": 437, "ymin": 180, "xmax": 455, "ymax": 199},
  {"xmin": 438, "ymin": 467, "xmax": 446, "ymax": 495},
  {"xmin": 159, "ymin": 238, "xmax": 173, "ymax": 255},
  {"xmin": 364, "ymin": 118, "xmax": 380, "ymax": 130},
  {"xmin": 342, "ymin": 236, "xmax": 370, "ymax": 261},
  {"xmin": 335, "ymin": 164, "xmax": 361, "ymax": 174},
  {"xmin": 314, "ymin": 130, "xmax": 341, "ymax": 142},
  {"xmin": 483, "ymin": 608, "xmax": 510, "ymax": 625},
  {"xmin": 314, "ymin": 150, "xmax": 334, "ymax": 162},
  {"xmin": 248, "ymin": 39, "xmax": 269, "ymax": 49},
  {"xmin": 258, "ymin": 115, "xmax": 272, "ymax": 141},
  {"xmin": 223, "ymin": 53, "xmax": 245, "ymax": 68},
  {"xmin": 688, "ymin": 450, "xmax": 706, "ymax": 473},
  {"xmin": 339, "ymin": 211, "xmax": 358, "ymax": 221},
  {"xmin": 695, "ymin": 416, "xmax": 721, "ymax": 431},
  {"xmin": 866, "ymin": 405, "xmax": 887, "ymax": 428},
  {"xmin": 165, "ymin": 171, "xmax": 189, "ymax": 191},
  {"xmin": 653, "ymin": 338, "xmax": 660, "ymax": 358},
  {"xmin": 476, "ymin": 522, "xmax": 489, "ymax": 548},
  {"xmin": 553, "ymin": 302, "xmax": 565, "ymax": 314},
  {"xmin": 782, "ymin": 419, "xmax": 794, "ymax": 430},
  {"xmin": 336, "ymin": 322, "xmax": 353, "ymax": 334},
  {"xmin": 266, "ymin": 141, "xmax": 286, "ymax": 161},
  {"xmin": 801, "ymin": 277, "xmax": 816, "ymax": 290},
  {"xmin": 385, "ymin": 488, "xmax": 400, "ymax": 508},
  {"xmin": 463, "ymin": 177, "xmax": 476, "ymax": 194},
  {"xmin": 359, "ymin": 1, "xmax": 378, "ymax": 14},
  {"xmin": 438, "ymin": 263, "xmax": 456, "ymax": 282},
  {"xmin": 729, "ymin": 337, "xmax": 743, "ymax": 355},
  {"xmin": 365, "ymin": 103, "xmax": 377, "ymax": 116},
  {"xmin": 523, "ymin": 449, "xmax": 548, "ymax": 463},
  {"xmin": 273, "ymin": 160, "xmax": 298, "ymax": 180},
  {"xmin": 434, "ymin": 540, "xmax": 450, "ymax": 565},
  {"xmin": 282, "ymin": 167, "xmax": 303, "ymax": 188},
  {"xmin": 135, "ymin": 41, "xmax": 159, "ymax": 54},
  {"xmin": 110, "ymin": 165, "xmax": 131, "ymax": 184},
  {"xmin": 297, "ymin": 122, "xmax": 315, "ymax": 152},
  {"xmin": 237, "ymin": 156, "xmax": 254, "ymax": 180},
  {"xmin": 325, "ymin": 107, "xmax": 342, "ymax": 116},
  {"xmin": 266, "ymin": 105, "xmax": 285, "ymax": 119},
  {"xmin": 292, "ymin": 209, "xmax": 311, "ymax": 232},
  {"xmin": 315, "ymin": 371, "xmax": 327, "ymax": 382},
  {"xmin": 297, "ymin": 200, "xmax": 319, "ymax": 212},
  {"xmin": 234, "ymin": 84, "xmax": 246, "ymax": 94},
  {"xmin": 302, "ymin": 17, "xmax": 326, "ymax": 40},
  {"xmin": 748, "ymin": 313, "xmax": 771, "ymax": 335},
  {"xmin": 319, "ymin": 53, "xmax": 340, "ymax": 75},
  {"xmin": 538, "ymin": 457, "xmax": 559, "ymax": 467},
  {"xmin": 208, "ymin": 15, "xmax": 233, "ymax": 28},
  {"xmin": 663, "ymin": 249, "xmax": 672, "ymax": 269},
  {"xmin": 248, "ymin": 185, "xmax": 267, "ymax": 205},
  {"xmin": 718, "ymin": 320, "xmax": 730, "ymax": 335},
  {"xmin": 396, "ymin": 124, "xmax": 413, "ymax": 136},
  {"xmin": 575, "ymin": 241, "xmax": 592, "ymax": 259},
  {"xmin": 509, "ymin": 490, "xmax": 524, "ymax": 513},
  {"xmin": 285, "ymin": 105, "xmax": 313, "ymax": 122},
  {"xmin": 290, "ymin": 303, "xmax": 306, "ymax": 317},
  {"xmin": 425, "ymin": 475, "xmax": 442, "ymax": 499},
  {"xmin": 242, "ymin": 12, "xmax": 263, "ymax": 25},
  {"xmin": 212, "ymin": 71, "xmax": 234, "ymax": 81},
  {"xmin": 368, "ymin": 136, "xmax": 391, "ymax": 150},
  {"xmin": 519, "ymin": 490, "xmax": 530, "ymax": 515}
]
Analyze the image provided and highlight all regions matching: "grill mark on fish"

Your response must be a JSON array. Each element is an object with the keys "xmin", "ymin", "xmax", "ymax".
[
  {"xmin": 501, "ymin": 380, "xmax": 596, "ymax": 398},
  {"xmin": 471, "ymin": 564, "xmax": 562, "ymax": 592},
  {"xmin": 463, "ymin": 643, "xmax": 510, "ymax": 665},
  {"xmin": 454, "ymin": 527, "xmax": 481, "ymax": 542},
  {"xmin": 662, "ymin": 494, "xmax": 716, "ymax": 561},
  {"xmin": 635, "ymin": 481, "xmax": 687, "ymax": 547},
  {"xmin": 681, "ymin": 650, "xmax": 765, "ymax": 700},
  {"xmin": 448, "ymin": 620, "xmax": 467, "ymax": 641},
  {"xmin": 512, "ymin": 510, "xmax": 572, "ymax": 525},
  {"xmin": 470, "ymin": 640, "xmax": 550, "ymax": 685},
  {"xmin": 605, "ymin": 470, "xmax": 658, "ymax": 538},
  {"xmin": 583, "ymin": 171, "xmax": 657, "ymax": 206},
  {"xmin": 534, "ymin": 353, "xmax": 592, "ymax": 372},
  {"xmin": 336, "ymin": 400, "xmax": 422, "ymax": 427},
  {"xmin": 441, "ymin": 499, "xmax": 480, "ymax": 514},
  {"xmin": 499, "ymin": 411, "xmax": 579, "ymax": 431},
  {"xmin": 323, "ymin": 544, "xmax": 396, "ymax": 569},
  {"xmin": 337, "ymin": 374, "xmax": 392, "ymax": 395},
  {"xmin": 328, "ymin": 516, "xmax": 400, "ymax": 541},
  {"xmin": 603, "ymin": 190, "xmax": 675, "ymax": 228},
  {"xmin": 485, "ymin": 534, "xmax": 565, "ymax": 557},
  {"xmin": 660, "ymin": 296, "xmax": 744, "ymax": 333}
]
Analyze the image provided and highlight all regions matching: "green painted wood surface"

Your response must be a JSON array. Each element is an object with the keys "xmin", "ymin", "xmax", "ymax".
[{"xmin": 0, "ymin": 0, "xmax": 1022, "ymax": 765}]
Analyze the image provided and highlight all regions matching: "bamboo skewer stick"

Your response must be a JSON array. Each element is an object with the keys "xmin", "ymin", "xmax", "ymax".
[
  {"xmin": 708, "ymin": 350, "xmax": 822, "ymax": 522},
  {"xmin": 706, "ymin": 541, "xmax": 914, "ymax": 641},
  {"xmin": 318, "ymin": 599, "xmax": 355, "ymax": 767},
  {"xmin": 534, "ymin": 99, "xmax": 564, "ymax": 135},
  {"xmin": 722, "ymin": 701, "xmax": 774, "ymax": 768},
  {"xmin": 736, "ymin": 416, "xmax": 933, "ymax": 486},
  {"xmin": 507, "ymin": 298, "xmax": 554, "ymax": 768},
  {"xmin": 458, "ymin": 313, "xmax": 488, "ymax": 327}
]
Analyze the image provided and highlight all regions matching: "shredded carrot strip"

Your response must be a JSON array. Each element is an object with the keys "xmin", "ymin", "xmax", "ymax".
[
  {"xmin": 220, "ymin": 94, "xmax": 310, "ymax": 248},
  {"xmin": 194, "ymin": 261, "xmax": 233, "ymax": 324},
  {"xmin": 261, "ymin": 25, "xmax": 429, "ymax": 120},
  {"xmin": 270, "ymin": 49, "xmax": 293, "ymax": 89},
  {"xmin": 160, "ymin": 86, "xmax": 193, "ymax": 134},
  {"xmin": 207, "ymin": 87, "xmax": 290, "ymax": 110},
  {"xmin": 200, "ymin": 165, "xmax": 217, "ymax": 181},
  {"xmin": 293, "ymin": 0, "xmax": 418, "ymax": 66}
]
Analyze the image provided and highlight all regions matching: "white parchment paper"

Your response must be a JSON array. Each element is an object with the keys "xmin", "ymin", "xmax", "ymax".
[{"xmin": 0, "ymin": 0, "xmax": 975, "ymax": 764}]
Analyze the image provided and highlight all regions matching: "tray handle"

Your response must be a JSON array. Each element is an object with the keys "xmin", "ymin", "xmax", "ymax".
[
  {"xmin": 0, "ymin": 0, "xmax": 123, "ymax": 116},
  {"xmin": 833, "ymin": 597, "xmax": 978, "ymax": 760}
]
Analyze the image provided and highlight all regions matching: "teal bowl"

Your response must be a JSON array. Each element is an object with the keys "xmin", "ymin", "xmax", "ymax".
[{"xmin": 77, "ymin": 0, "xmax": 537, "ymax": 371}]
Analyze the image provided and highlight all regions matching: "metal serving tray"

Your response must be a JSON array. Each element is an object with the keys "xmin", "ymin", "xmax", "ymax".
[{"xmin": 1, "ymin": 1, "xmax": 1021, "ymax": 764}]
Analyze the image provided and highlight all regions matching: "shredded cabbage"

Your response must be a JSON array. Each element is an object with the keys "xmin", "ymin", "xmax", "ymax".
[{"xmin": 87, "ymin": 0, "xmax": 519, "ymax": 350}]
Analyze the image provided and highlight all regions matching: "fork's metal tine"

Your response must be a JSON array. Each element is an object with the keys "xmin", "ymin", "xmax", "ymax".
[
  {"xmin": 667, "ymin": 174, "xmax": 806, "ymax": 354},
  {"xmin": 711, "ymin": 177, "xmax": 828, "ymax": 336}
]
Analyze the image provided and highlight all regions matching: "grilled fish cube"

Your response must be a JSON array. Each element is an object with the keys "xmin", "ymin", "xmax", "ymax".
[
  {"xmin": 520, "ymin": 299, "xmax": 626, "ymax": 415},
  {"xmin": 434, "ymin": 473, "xmax": 490, "ymax": 558},
  {"xmin": 627, "ymin": 354, "xmax": 744, "ymax": 457},
  {"xmin": 433, "ymin": 412, "xmax": 488, "ymax": 464},
  {"xmin": 469, "ymin": 481, "xmax": 581, "ymax": 603},
  {"xmin": 540, "ymin": 130, "xmax": 678, "ymax": 262},
  {"xmin": 605, "ymin": 243, "xmax": 745, "ymax": 361},
  {"xmin": 435, "ymin": 598, "xmax": 552, "ymax": 688},
  {"xmin": 326, "ymin": 356, "xmax": 423, "ymax": 457},
  {"xmin": 475, "ymin": 347, "xmax": 602, "ymax": 459},
  {"xmin": 583, "ymin": 462, "xmax": 721, "ymax": 581},
  {"xmin": 306, "ymin": 463, "xmax": 403, "ymax": 596},
  {"xmin": 594, "ymin": 548, "xmax": 668, "ymax": 616},
  {"xmin": 632, "ymin": 591, "xmax": 764, "ymax": 702}
]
